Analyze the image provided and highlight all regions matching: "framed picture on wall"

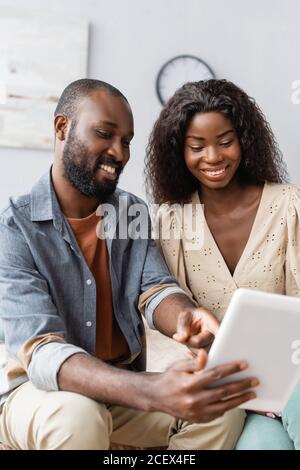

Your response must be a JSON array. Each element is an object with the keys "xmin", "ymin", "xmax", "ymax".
[{"xmin": 0, "ymin": 16, "xmax": 89, "ymax": 150}]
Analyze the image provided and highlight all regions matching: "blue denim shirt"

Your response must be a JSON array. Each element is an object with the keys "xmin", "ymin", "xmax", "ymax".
[{"xmin": 0, "ymin": 169, "xmax": 184, "ymax": 403}]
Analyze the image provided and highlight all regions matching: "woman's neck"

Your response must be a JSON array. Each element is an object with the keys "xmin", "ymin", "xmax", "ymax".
[{"xmin": 199, "ymin": 178, "xmax": 252, "ymax": 216}]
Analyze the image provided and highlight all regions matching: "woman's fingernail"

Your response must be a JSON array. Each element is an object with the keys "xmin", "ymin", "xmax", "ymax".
[
  {"xmin": 266, "ymin": 412, "xmax": 276, "ymax": 419},
  {"xmin": 251, "ymin": 379, "xmax": 260, "ymax": 387},
  {"xmin": 239, "ymin": 361, "xmax": 248, "ymax": 370}
]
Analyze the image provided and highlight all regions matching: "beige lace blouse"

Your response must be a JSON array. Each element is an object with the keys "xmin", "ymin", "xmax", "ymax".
[{"xmin": 156, "ymin": 183, "xmax": 300, "ymax": 320}]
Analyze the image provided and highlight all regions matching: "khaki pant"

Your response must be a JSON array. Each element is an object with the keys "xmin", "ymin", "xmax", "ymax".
[{"xmin": 0, "ymin": 381, "xmax": 245, "ymax": 450}]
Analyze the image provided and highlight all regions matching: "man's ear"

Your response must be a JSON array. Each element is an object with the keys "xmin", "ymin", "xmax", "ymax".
[{"xmin": 54, "ymin": 114, "xmax": 69, "ymax": 141}]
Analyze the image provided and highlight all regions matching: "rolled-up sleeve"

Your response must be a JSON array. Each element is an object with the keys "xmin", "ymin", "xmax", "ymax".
[
  {"xmin": 138, "ymin": 214, "xmax": 187, "ymax": 328},
  {"xmin": 0, "ymin": 219, "xmax": 88, "ymax": 391},
  {"xmin": 144, "ymin": 285, "xmax": 188, "ymax": 329},
  {"xmin": 28, "ymin": 341, "xmax": 87, "ymax": 391}
]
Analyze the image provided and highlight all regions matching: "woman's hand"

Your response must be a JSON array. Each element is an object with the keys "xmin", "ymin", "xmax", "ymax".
[{"xmin": 251, "ymin": 410, "xmax": 282, "ymax": 420}]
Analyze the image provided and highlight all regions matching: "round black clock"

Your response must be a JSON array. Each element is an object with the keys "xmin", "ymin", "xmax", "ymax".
[{"xmin": 156, "ymin": 55, "xmax": 215, "ymax": 105}]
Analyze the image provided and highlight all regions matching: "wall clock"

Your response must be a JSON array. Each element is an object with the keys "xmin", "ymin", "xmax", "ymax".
[{"xmin": 156, "ymin": 55, "xmax": 215, "ymax": 105}]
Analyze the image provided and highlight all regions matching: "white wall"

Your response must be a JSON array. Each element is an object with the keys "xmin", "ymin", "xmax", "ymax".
[{"xmin": 0, "ymin": 0, "xmax": 299, "ymax": 205}]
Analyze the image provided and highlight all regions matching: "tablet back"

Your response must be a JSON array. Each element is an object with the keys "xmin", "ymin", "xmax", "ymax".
[{"xmin": 205, "ymin": 288, "xmax": 300, "ymax": 412}]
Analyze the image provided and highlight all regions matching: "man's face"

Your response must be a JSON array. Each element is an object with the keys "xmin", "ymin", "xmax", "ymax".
[{"xmin": 62, "ymin": 89, "xmax": 134, "ymax": 199}]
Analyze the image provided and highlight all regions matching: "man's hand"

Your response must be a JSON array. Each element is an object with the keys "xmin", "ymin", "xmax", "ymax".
[
  {"xmin": 152, "ymin": 350, "xmax": 258, "ymax": 423},
  {"xmin": 58, "ymin": 350, "xmax": 258, "ymax": 424},
  {"xmin": 173, "ymin": 307, "xmax": 220, "ymax": 351}
]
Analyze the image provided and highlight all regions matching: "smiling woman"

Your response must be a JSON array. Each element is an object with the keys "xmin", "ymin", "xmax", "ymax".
[
  {"xmin": 184, "ymin": 112, "xmax": 242, "ymax": 188},
  {"xmin": 145, "ymin": 79, "xmax": 287, "ymax": 205},
  {"xmin": 145, "ymin": 79, "xmax": 300, "ymax": 450}
]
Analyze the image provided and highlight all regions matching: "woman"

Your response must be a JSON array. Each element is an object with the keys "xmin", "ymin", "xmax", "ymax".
[{"xmin": 145, "ymin": 79, "xmax": 300, "ymax": 450}]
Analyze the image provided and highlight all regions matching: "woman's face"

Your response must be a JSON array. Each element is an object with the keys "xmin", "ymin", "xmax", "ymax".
[{"xmin": 184, "ymin": 112, "xmax": 241, "ymax": 190}]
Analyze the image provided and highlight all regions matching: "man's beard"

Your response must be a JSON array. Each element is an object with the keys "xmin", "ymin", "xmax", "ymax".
[{"xmin": 62, "ymin": 124, "xmax": 122, "ymax": 199}]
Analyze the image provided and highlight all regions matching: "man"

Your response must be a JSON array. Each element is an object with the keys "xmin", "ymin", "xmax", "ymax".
[{"xmin": 0, "ymin": 79, "xmax": 257, "ymax": 450}]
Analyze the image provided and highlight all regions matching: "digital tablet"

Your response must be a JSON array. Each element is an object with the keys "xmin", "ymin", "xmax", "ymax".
[{"xmin": 205, "ymin": 288, "xmax": 300, "ymax": 412}]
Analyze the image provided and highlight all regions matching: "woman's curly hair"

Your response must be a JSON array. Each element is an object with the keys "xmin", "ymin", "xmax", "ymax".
[{"xmin": 145, "ymin": 79, "xmax": 288, "ymax": 204}]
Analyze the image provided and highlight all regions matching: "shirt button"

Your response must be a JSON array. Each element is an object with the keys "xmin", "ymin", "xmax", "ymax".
[
  {"xmin": 86, "ymin": 321, "xmax": 92, "ymax": 327},
  {"xmin": 86, "ymin": 279, "xmax": 92, "ymax": 285}
]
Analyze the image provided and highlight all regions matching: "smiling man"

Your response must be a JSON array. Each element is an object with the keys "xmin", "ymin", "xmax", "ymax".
[
  {"xmin": 0, "ymin": 79, "xmax": 256, "ymax": 450},
  {"xmin": 53, "ymin": 82, "xmax": 133, "ymax": 217}
]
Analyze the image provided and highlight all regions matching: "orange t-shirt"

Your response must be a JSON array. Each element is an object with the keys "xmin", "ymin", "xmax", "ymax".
[{"xmin": 67, "ymin": 211, "xmax": 130, "ymax": 364}]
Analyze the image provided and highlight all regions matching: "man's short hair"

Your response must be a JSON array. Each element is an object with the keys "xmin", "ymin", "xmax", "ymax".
[{"xmin": 54, "ymin": 79, "xmax": 128, "ymax": 120}]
